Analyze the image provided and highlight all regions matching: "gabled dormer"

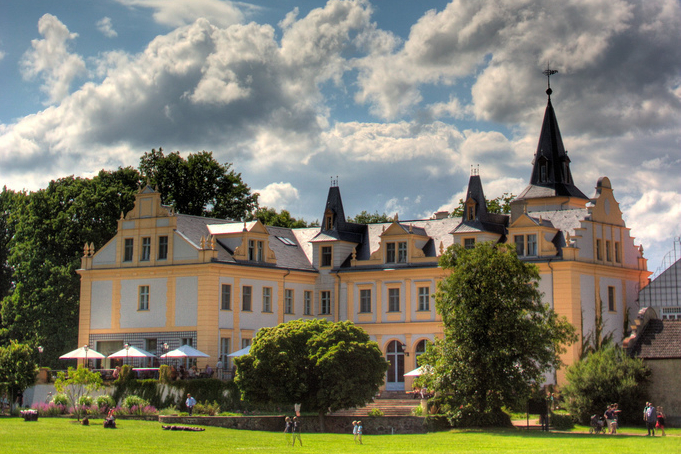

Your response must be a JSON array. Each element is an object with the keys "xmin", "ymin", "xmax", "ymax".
[
  {"xmin": 508, "ymin": 209, "xmax": 560, "ymax": 259},
  {"xmin": 208, "ymin": 220, "xmax": 276, "ymax": 264},
  {"xmin": 362, "ymin": 215, "xmax": 432, "ymax": 265}
]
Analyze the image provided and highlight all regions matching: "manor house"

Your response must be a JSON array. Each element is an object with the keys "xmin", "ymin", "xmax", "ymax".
[{"xmin": 77, "ymin": 86, "xmax": 650, "ymax": 388}]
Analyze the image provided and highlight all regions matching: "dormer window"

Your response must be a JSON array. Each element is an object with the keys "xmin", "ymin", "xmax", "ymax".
[
  {"xmin": 248, "ymin": 240, "xmax": 264, "ymax": 262},
  {"xmin": 324, "ymin": 213, "xmax": 333, "ymax": 230},
  {"xmin": 514, "ymin": 234, "xmax": 537, "ymax": 257},
  {"xmin": 467, "ymin": 205, "xmax": 475, "ymax": 221},
  {"xmin": 321, "ymin": 246, "xmax": 332, "ymax": 267},
  {"xmin": 540, "ymin": 164, "xmax": 548, "ymax": 182},
  {"xmin": 386, "ymin": 242, "xmax": 407, "ymax": 263},
  {"xmin": 398, "ymin": 242, "xmax": 407, "ymax": 262}
]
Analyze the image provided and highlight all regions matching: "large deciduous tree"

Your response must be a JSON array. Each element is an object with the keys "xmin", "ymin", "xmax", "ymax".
[
  {"xmin": 0, "ymin": 340, "xmax": 37, "ymax": 408},
  {"xmin": 140, "ymin": 148, "xmax": 258, "ymax": 220},
  {"xmin": 246, "ymin": 206, "xmax": 313, "ymax": 228},
  {"xmin": 420, "ymin": 242, "xmax": 576, "ymax": 425},
  {"xmin": 561, "ymin": 343, "xmax": 650, "ymax": 425},
  {"xmin": 235, "ymin": 319, "xmax": 387, "ymax": 428},
  {"xmin": 0, "ymin": 169, "xmax": 140, "ymax": 366}
]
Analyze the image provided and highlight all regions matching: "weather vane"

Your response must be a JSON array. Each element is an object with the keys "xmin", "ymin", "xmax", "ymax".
[{"xmin": 543, "ymin": 63, "xmax": 558, "ymax": 97}]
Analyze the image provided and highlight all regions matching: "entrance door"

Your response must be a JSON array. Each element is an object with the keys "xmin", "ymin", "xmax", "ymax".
[{"xmin": 386, "ymin": 340, "xmax": 405, "ymax": 391}]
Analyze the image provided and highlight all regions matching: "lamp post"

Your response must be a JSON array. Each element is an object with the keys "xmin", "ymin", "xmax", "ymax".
[
  {"xmin": 124, "ymin": 343, "xmax": 130, "ymax": 366},
  {"xmin": 83, "ymin": 344, "xmax": 89, "ymax": 369},
  {"xmin": 38, "ymin": 346, "xmax": 43, "ymax": 368},
  {"xmin": 163, "ymin": 343, "xmax": 169, "ymax": 366}
]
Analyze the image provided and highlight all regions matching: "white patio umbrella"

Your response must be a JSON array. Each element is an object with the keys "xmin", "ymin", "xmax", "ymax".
[
  {"xmin": 160, "ymin": 344, "xmax": 210, "ymax": 359},
  {"xmin": 108, "ymin": 345, "xmax": 157, "ymax": 359},
  {"xmin": 59, "ymin": 346, "xmax": 106, "ymax": 360},
  {"xmin": 404, "ymin": 365, "xmax": 432, "ymax": 377},
  {"xmin": 227, "ymin": 346, "xmax": 251, "ymax": 357}
]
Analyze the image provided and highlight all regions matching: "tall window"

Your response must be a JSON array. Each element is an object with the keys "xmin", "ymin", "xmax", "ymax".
[
  {"xmin": 257, "ymin": 241, "xmax": 264, "ymax": 262},
  {"xmin": 388, "ymin": 288, "xmax": 400, "ymax": 312},
  {"xmin": 359, "ymin": 289, "xmax": 371, "ymax": 313},
  {"xmin": 464, "ymin": 238, "xmax": 475, "ymax": 249},
  {"xmin": 608, "ymin": 286, "xmax": 616, "ymax": 312},
  {"xmin": 220, "ymin": 337, "xmax": 231, "ymax": 373},
  {"xmin": 262, "ymin": 287, "xmax": 272, "ymax": 312},
  {"xmin": 398, "ymin": 242, "xmax": 407, "ymax": 263},
  {"xmin": 241, "ymin": 338, "xmax": 251, "ymax": 349},
  {"xmin": 321, "ymin": 246, "xmax": 332, "ymax": 267},
  {"xmin": 158, "ymin": 235, "xmax": 168, "ymax": 260},
  {"xmin": 242, "ymin": 286, "xmax": 252, "ymax": 311},
  {"xmin": 415, "ymin": 339, "xmax": 429, "ymax": 366},
  {"xmin": 221, "ymin": 284, "xmax": 231, "ymax": 310},
  {"xmin": 615, "ymin": 242, "xmax": 621, "ymax": 263},
  {"xmin": 526, "ymin": 234, "xmax": 537, "ymax": 256},
  {"xmin": 141, "ymin": 237, "xmax": 151, "ymax": 261},
  {"xmin": 386, "ymin": 243, "xmax": 396, "ymax": 263},
  {"xmin": 606, "ymin": 240, "xmax": 612, "ymax": 262},
  {"xmin": 320, "ymin": 291, "xmax": 331, "ymax": 315},
  {"xmin": 138, "ymin": 285, "xmax": 150, "ymax": 311},
  {"xmin": 304, "ymin": 291, "xmax": 312, "ymax": 315},
  {"xmin": 145, "ymin": 338, "xmax": 157, "ymax": 367},
  {"xmin": 284, "ymin": 289, "xmax": 293, "ymax": 314},
  {"xmin": 596, "ymin": 239, "xmax": 602, "ymax": 260},
  {"xmin": 124, "ymin": 238, "xmax": 134, "ymax": 262},
  {"xmin": 514, "ymin": 235, "xmax": 524, "ymax": 257},
  {"xmin": 418, "ymin": 286, "xmax": 430, "ymax": 311}
]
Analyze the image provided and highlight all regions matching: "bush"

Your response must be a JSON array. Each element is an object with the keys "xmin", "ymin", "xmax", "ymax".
[
  {"xmin": 159, "ymin": 365, "xmax": 171, "ymax": 384},
  {"xmin": 31, "ymin": 402, "xmax": 67, "ymax": 416},
  {"xmin": 368, "ymin": 408, "xmax": 384, "ymax": 417},
  {"xmin": 561, "ymin": 345, "xmax": 650, "ymax": 425},
  {"xmin": 447, "ymin": 404, "xmax": 513, "ymax": 428},
  {"xmin": 193, "ymin": 400, "xmax": 221, "ymax": 416},
  {"xmin": 122, "ymin": 395, "xmax": 149, "ymax": 409},
  {"xmin": 95, "ymin": 395, "xmax": 116, "ymax": 411},
  {"xmin": 550, "ymin": 413, "xmax": 574, "ymax": 430},
  {"xmin": 52, "ymin": 394, "xmax": 68, "ymax": 406},
  {"xmin": 77, "ymin": 395, "xmax": 93, "ymax": 407}
]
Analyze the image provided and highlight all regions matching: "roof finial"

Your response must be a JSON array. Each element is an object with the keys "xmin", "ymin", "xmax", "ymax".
[
  {"xmin": 330, "ymin": 176, "xmax": 338, "ymax": 187},
  {"xmin": 543, "ymin": 63, "xmax": 558, "ymax": 98},
  {"xmin": 470, "ymin": 164, "xmax": 479, "ymax": 176}
]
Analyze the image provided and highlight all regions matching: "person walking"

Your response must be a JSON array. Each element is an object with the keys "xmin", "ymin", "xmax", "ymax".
[
  {"xmin": 644, "ymin": 402, "xmax": 656, "ymax": 436},
  {"xmin": 185, "ymin": 393, "xmax": 196, "ymax": 416},
  {"xmin": 352, "ymin": 421, "xmax": 358, "ymax": 443},
  {"xmin": 291, "ymin": 416, "xmax": 303, "ymax": 446},
  {"xmin": 357, "ymin": 420, "xmax": 363, "ymax": 445},
  {"xmin": 284, "ymin": 416, "xmax": 293, "ymax": 444},
  {"xmin": 656, "ymin": 406, "xmax": 666, "ymax": 437}
]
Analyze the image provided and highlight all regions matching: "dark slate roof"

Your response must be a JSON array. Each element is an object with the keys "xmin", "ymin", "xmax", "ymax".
[
  {"xmin": 265, "ymin": 225, "xmax": 316, "ymax": 271},
  {"xmin": 176, "ymin": 214, "xmax": 237, "ymax": 248},
  {"xmin": 451, "ymin": 174, "xmax": 509, "ymax": 236},
  {"xmin": 630, "ymin": 320, "xmax": 681, "ymax": 359}
]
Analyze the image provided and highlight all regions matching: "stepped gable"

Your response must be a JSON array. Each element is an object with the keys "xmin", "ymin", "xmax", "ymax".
[{"xmin": 629, "ymin": 319, "xmax": 681, "ymax": 360}]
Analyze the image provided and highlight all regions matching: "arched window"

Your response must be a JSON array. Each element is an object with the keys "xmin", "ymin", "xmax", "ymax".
[{"xmin": 415, "ymin": 339, "xmax": 429, "ymax": 367}]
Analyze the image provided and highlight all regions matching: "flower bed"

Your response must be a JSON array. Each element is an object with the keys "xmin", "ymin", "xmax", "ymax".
[{"xmin": 21, "ymin": 409, "xmax": 39, "ymax": 421}]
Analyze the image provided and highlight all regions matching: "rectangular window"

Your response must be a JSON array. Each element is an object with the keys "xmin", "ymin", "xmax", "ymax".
[
  {"xmin": 145, "ymin": 338, "xmax": 157, "ymax": 367},
  {"xmin": 615, "ymin": 242, "xmax": 621, "ymax": 263},
  {"xmin": 321, "ymin": 246, "xmax": 332, "ymax": 267},
  {"xmin": 398, "ymin": 242, "xmax": 408, "ymax": 263},
  {"xmin": 418, "ymin": 286, "xmax": 430, "ymax": 311},
  {"xmin": 284, "ymin": 289, "xmax": 293, "ymax": 314},
  {"xmin": 138, "ymin": 285, "xmax": 150, "ymax": 311},
  {"xmin": 304, "ymin": 291, "xmax": 312, "ymax": 315},
  {"xmin": 241, "ymin": 338, "xmax": 251, "ymax": 349},
  {"xmin": 257, "ymin": 241, "xmax": 264, "ymax": 262},
  {"xmin": 464, "ymin": 238, "xmax": 476, "ymax": 250},
  {"xmin": 606, "ymin": 240, "xmax": 612, "ymax": 262},
  {"xmin": 526, "ymin": 234, "xmax": 537, "ymax": 256},
  {"xmin": 220, "ymin": 337, "xmax": 231, "ymax": 372},
  {"xmin": 320, "ymin": 291, "xmax": 331, "ymax": 315},
  {"xmin": 221, "ymin": 284, "xmax": 232, "ymax": 310},
  {"xmin": 262, "ymin": 287, "xmax": 272, "ymax": 313},
  {"xmin": 388, "ymin": 288, "xmax": 400, "ymax": 312},
  {"xmin": 158, "ymin": 235, "xmax": 168, "ymax": 260},
  {"xmin": 386, "ymin": 243, "xmax": 396, "ymax": 263},
  {"xmin": 359, "ymin": 289, "xmax": 372, "ymax": 313},
  {"xmin": 242, "ymin": 286, "xmax": 252, "ymax": 311},
  {"xmin": 141, "ymin": 237, "xmax": 151, "ymax": 261},
  {"xmin": 181, "ymin": 337, "xmax": 193, "ymax": 347},
  {"xmin": 596, "ymin": 239, "xmax": 602, "ymax": 260},
  {"xmin": 248, "ymin": 240, "xmax": 255, "ymax": 261},
  {"xmin": 514, "ymin": 235, "xmax": 524, "ymax": 256},
  {"xmin": 608, "ymin": 286, "xmax": 616, "ymax": 312},
  {"xmin": 124, "ymin": 238, "xmax": 134, "ymax": 262}
]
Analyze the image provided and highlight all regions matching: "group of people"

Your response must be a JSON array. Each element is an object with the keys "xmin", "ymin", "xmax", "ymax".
[
  {"xmin": 352, "ymin": 420, "xmax": 363, "ymax": 444},
  {"xmin": 604, "ymin": 403, "xmax": 621, "ymax": 434},
  {"xmin": 169, "ymin": 364, "xmax": 214, "ymax": 380},
  {"xmin": 644, "ymin": 402, "xmax": 666, "ymax": 436},
  {"xmin": 283, "ymin": 416, "xmax": 303, "ymax": 446}
]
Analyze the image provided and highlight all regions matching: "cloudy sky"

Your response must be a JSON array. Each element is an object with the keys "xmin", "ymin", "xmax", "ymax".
[{"xmin": 1, "ymin": 0, "xmax": 680, "ymax": 273}]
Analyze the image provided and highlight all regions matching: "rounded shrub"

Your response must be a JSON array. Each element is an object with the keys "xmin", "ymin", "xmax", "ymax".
[
  {"xmin": 122, "ymin": 395, "xmax": 150, "ymax": 409},
  {"xmin": 95, "ymin": 395, "xmax": 116, "ymax": 411},
  {"xmin": 77, "ymin": 395, "xmax": 93, "ymax": 407},
  {"xmin": 52, "ymin": 394, "xmax": 68, "ymax": 406}
]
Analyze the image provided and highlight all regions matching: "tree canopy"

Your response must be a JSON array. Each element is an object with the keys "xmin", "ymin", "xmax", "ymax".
[
  {"xmin": 561, "ymin": 343, "xmax": 650, "ymax": 425},
  {"xmin": 419, "ymin": 242, "xmax": 576, "ymax": 423},
  {"xmin": 235, "ymin": 319, "xmax": 387, "ymax": 424},
  {"xmin": 0, "ymin": 340, "xmax": 37, "ymax": 405},
  {"xmin": 451, "ymin": 193, "xmax": 515, "ymax": 217},
  {"xmin": 140, "ymin": 148, "xmax": 258, "ymax": 220},
  {"xmin": 347, "ymin": 211, "xmax": 393, "ymax": 224},
  {"xmin": 246, "ymin": 206, "xmax": 313, "ymax": 228}
]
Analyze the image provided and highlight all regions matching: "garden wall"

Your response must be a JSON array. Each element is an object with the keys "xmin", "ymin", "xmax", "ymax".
[{"xmin": 159, "ymin": 415, "xmax": 429, "ymax": 434}]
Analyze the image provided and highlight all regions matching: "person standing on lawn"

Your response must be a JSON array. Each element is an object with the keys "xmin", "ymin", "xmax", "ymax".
[
  {"xmin": 284, "ymin": 416, "xmax": 292, "ymax": 445},
  {"xmin": 185, "ymin": 393, "xmax": 197, "ymax": 416},
  {"xmin": 357, "ymin": 420, "xmax": 363, "ymax": 444},
  {"xmin": 644, "ymin": 402, "xmax": 656, "ymax": 436},
  {"xmin": 292, "ymin": 416, "xmax": 302, "ymax": 446},
  {"xmin": 352, "ymin": 421, "xmax": 358, "ymax": 443},
  {"xmin": 656, "ymin": 406, "xmax": 666, "ymax": 437}
]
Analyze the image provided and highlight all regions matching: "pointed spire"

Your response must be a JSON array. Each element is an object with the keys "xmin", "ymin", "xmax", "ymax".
[{"xmin": 527, "ymin": 69, "xmax": 588, "ymax": 199}]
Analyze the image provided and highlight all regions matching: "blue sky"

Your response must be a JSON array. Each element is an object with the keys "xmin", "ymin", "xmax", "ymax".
[{"xmin": 1, "ymin": 0, "xmax": 680, "ymax": 273}]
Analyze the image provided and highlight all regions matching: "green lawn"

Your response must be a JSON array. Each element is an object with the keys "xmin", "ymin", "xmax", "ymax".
[{"xmin": 0, "ymin": 418, "xmax": 678, "ymax": 454}]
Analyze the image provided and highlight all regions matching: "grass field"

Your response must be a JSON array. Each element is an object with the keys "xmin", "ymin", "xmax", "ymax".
[{"xmin": 0, "ymin": 418, "xmax": 678, "ymax": 454}]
